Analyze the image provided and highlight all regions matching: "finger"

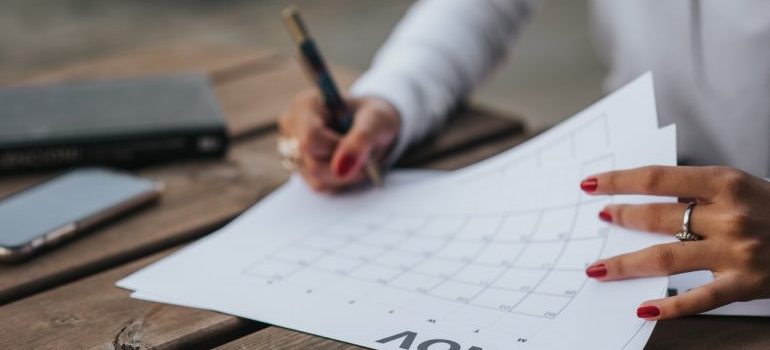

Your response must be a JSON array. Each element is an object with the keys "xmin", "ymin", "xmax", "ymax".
[
  {"xmin": 331, "ymin": 110, "xmax": 381, "ymax": 180},
  {"xmin": 602, "ymin": 202, "xmax": 715, "ymax": 236},
  {"xmin": 280, "ymin": 90, "xmax": 328, "ymax": 133},
  {"xmin": 299, "ymin": 156, "xmax": 366, "ymax": 192},
  {"xmin": 293, "ymin": 109, "xmax": 339, "ymax": 158},
  {"xmin": 298, "ymin": 168, "xmax": 328, "ymax": 193},
  {"xmin": 636, "ymin": 275, "xmax": 739, "ymax": 320},
  {"xmin": 582, "ymin": 166, "xmax": 721, "ymax": 199},
  {"xmin": 587, "ymin": 241, "xmax": 715, "ymax": 281},
  {"xmin": 300, "ymin": 157, "xmax": 341, "ymax": 190},
  {"xmin": 280, "ymin": 91, "xmax": 340, "ymax": 160},
  {"xmin": 302, "ymin": 127, "xmax": 340, "ymax": 160}
]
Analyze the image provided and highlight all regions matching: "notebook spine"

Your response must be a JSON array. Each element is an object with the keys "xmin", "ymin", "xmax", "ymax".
[{"xmin": 0, "ymin": 131, "xmax": 229, "ymax": 172}]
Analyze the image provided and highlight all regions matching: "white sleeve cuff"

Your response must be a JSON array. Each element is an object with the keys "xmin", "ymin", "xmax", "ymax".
[{"xmin": 351, "ymin": 70, "xmax": 426, "ymax": 167}]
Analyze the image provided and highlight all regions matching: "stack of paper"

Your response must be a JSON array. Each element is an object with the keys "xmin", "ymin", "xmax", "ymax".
[{"xmin": 119, "ymin": 73, "xmax": 680, "ymax": 349}]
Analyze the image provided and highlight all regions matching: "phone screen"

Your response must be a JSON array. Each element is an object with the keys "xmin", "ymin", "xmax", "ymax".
[{"xmin": 0, "ymin": 168, "xmax": 160, "ymax": 248}]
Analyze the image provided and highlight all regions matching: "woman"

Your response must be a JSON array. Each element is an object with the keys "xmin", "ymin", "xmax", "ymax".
[{"xmin": 278, "ymin": 1, "xmax": 770, "ymax": 320}]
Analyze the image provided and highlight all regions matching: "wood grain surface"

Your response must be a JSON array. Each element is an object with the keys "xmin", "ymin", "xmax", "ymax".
[{"xmin": 0, "ymin": 247, "xmax": 264, "ymax": 350}]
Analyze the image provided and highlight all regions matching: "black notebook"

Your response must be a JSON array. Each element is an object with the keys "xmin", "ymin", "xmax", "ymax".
[{"xmin": 0, "ymin": 74, "xmax": 229, "ymax": 171}]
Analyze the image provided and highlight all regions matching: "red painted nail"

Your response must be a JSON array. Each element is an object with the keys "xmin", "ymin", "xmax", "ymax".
[
  {"xmin": 585, "ymin": 262, "xmax": 607, "ymax": 278},
  {"xmin": 336, "ymin": 154, "xmax": 357, "ymax": 177},
  {"xmin": 599, "ymin": 209, "xmax": 613, "ymax": 223},
  {"xmin": 637, "ymin": 305, "xmax": 661, "ymax": 319},
  {"xmin": 580, "ymin": 177, "xmax": 598, "ymax": 192}
]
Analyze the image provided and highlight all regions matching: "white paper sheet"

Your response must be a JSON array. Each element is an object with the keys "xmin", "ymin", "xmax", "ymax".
[{"xmin": 119, "ymin": 73, "xmax": 678, "ymax": 349}]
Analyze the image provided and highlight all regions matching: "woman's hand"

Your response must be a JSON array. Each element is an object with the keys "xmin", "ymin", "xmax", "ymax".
[
  {"xmin": 278, "ymin": 89, "xmax": 400, "ymax": 192},
  {"xmin": 581, "ymin": 166, "xmax": 770, "ymax": 320}
]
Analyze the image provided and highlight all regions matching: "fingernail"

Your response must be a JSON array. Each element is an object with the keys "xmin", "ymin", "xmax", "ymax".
[
  {"xmin": 336, "ymin": 154, "xmax": 357, "ymax": 177},
  {"xmin": 585, "ymin": 262, "xmax": 607, "ymax": 278},
  {"xmin": 599, "ymin": 209, "xmax": 613, "ymax": 223},
  {"xmin": 636, "ymin": 305, "xmax": 661, "ymax": 319},
  {"xmin": 580, "ymin": 177, "xmax": 598, "ymax": 192}
]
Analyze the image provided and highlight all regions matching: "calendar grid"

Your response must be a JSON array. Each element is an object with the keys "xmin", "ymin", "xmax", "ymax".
[{"xmin": 241, "ymin": 113, "xmax": 618, "ymax": 333}]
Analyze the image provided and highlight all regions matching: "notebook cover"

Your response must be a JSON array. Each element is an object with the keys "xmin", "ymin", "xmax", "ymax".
[{"xmin": 0, "ymin": 74, "xmax": 229, "ymax": 171}]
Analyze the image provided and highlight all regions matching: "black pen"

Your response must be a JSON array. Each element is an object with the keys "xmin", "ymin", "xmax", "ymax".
[{"xmin": 282, "ymin": 6, "xmax": 383, "ymax": 187}]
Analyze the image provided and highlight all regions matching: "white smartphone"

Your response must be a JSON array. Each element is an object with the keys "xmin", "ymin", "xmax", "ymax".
[{"xmin": 0, "ymin": 168, "xmax": 163, "ymax": 262}]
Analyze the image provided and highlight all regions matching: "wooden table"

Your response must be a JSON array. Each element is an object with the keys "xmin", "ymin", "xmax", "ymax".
[{"xmin": 0, "ymin": 45, "xmax": 768, "ymax": 350}]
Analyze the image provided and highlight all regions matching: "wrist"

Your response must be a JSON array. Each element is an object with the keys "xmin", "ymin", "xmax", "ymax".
[{"xmin": 359, "ymin": 97, "xmax": 401, "ymax": 164}]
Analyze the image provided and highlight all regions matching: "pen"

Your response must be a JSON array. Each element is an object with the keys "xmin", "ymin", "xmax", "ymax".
[{"xmin": 282, "ymin": 6, "xmax": 384, "ymax": 187}]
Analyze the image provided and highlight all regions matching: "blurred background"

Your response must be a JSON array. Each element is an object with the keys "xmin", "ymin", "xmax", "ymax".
[{"xmin": 0, "ymin": 0, "xmax": 607, "ymax": 129}]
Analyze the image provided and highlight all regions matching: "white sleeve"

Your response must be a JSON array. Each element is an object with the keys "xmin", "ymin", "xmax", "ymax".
[{"xmin": 351, "ymin": 0, "xmax": 535, "ymax": 164}]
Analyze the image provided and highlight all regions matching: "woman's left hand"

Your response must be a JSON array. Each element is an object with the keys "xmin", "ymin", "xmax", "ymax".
[{"xmin": 581, "ymin": 166, "xmax": 770, "ymax": 320}]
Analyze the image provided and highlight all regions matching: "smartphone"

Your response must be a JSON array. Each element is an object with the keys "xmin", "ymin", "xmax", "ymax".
[{"xmin": 0, "ymin": 168, "xmax": 163, "ymax": 262}]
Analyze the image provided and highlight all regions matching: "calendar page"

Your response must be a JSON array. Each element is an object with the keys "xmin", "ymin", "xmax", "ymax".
[{"xmin": 119, "ymin": 73, "xmax": 675, "ymax": 349}]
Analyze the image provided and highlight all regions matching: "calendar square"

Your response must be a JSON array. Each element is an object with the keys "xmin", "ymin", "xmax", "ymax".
[
  {"xmin": 413, "ymin": 258, "xmax": 465, "ymax": 278},
  {"xmin": 420, "ymin": 217, "xmax": 466, "ymax": 237},
  {"xmin": 514, "ymin": 241, "xmax": 565, "ymax": 269},
  {"xmin": 453, "ymin": 264, "xmax": 507, "ymax": 286},
  {"xmin": 533, "ymin": 207, "xmax": 576, "ymax": 241},
  {"xmin": 472, "ymin": 287, "xmax": 527, "ymax": 311},
  {"xmin": 497, "ymin": 213, "xmax": 539, "ymax": 241},
  {"xmin": 456, "ymin": 216, "xmax": 503, "ymax": 240},
  {"xmin": 475, "ymin": 242, "xmax": 525, "ymax": 265},
  {"xmin": 494, "ymin": 268, "xmax": 548, "ymax": 292},
  {"xmin": 535, "ymin": 270, "xmax": 587, "ymax": 297},
  {"xmin": 513, "ymin": 293, "xmax": 571, "ymax": 318},
  {"xmin": 431, "ymin": 280, "xmax": 484, "ymax": 303},
  {"xmin": 554, "ymin": 238, "xmax": 605, "ymax": 269}
]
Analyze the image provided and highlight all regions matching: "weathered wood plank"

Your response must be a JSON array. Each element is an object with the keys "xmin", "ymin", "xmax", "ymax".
[
  {"xmin": 412, "ymin": 121, "xmax": 535, "ymax": 171},
  {"xmin": 10, "ymin": 45, "xmax": 277, "ymax": 86},
  {"xmin": 397, "ymin": 105, "xmax": 525, "ymax": 168},
  {"xmin": 0, "ymin": 248, "xmax": 264, "ymax": 350},
  {"xmin": 0, "ymin": 134, "xmax": 288, "ymax": 304}
]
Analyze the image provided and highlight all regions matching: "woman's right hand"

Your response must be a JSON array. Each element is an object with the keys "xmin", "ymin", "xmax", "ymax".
[{"xmin": 278, "ymin": 89, "xmax": 400, "ymax": 192}]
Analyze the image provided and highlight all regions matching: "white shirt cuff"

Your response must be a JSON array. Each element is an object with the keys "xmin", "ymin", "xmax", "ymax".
[{"xmin": 351, "ymin": 70, "xmax": 424, "ymax": 167}]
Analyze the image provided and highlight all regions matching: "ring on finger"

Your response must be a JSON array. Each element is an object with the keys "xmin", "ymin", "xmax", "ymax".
[
  {"xmin": 277, "ymin": 136, "xmax": 302, "ymax": 171},
  {"xmin": 674, "ymin": 201, "xmax": 702, "ymax": 241}
]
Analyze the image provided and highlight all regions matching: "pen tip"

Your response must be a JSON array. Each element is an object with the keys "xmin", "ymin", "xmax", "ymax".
[{"xmin": 365, "ymin": 161, "xmax": 384, "ymax": 188}]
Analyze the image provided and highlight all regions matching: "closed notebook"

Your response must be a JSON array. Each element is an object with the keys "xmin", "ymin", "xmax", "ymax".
[{"xmin": 0, "ymin": 74, "xmax": 229, "ymax": 171}]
